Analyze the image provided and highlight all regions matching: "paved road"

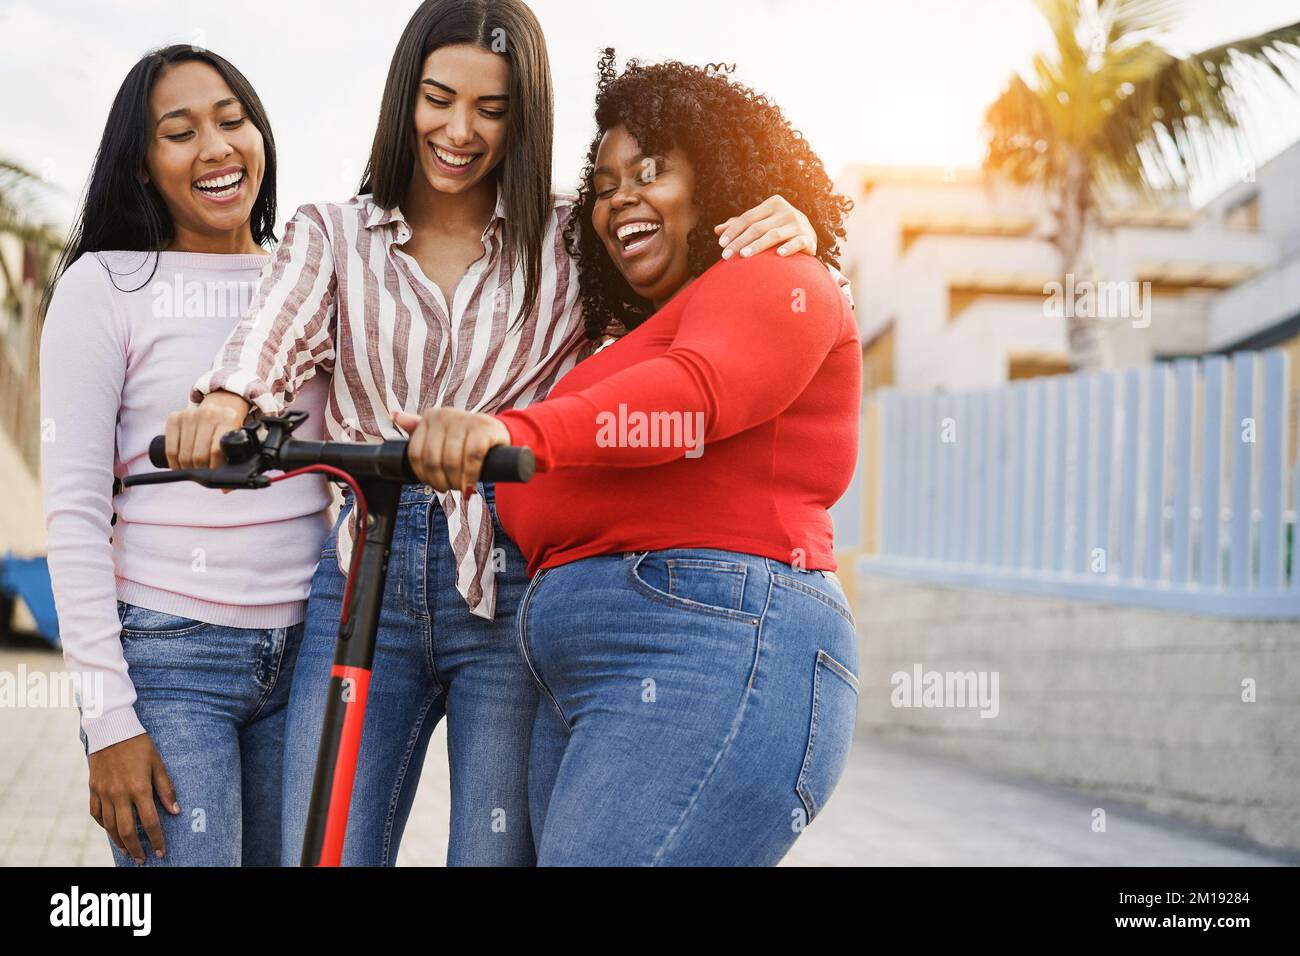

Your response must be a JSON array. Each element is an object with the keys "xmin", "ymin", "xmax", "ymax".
[{"xmin": 1, "ymin": 645, "xmax": 1292, "ymax": 867}]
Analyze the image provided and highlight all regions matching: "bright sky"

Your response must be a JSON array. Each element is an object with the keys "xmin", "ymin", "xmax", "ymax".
[{"xmin": 3, "ymin": 0, "xmax": 1299, "ymax": 228}]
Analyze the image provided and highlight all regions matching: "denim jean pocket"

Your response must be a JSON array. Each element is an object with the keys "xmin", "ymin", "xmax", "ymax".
[
  {"xmin": 773, "ymin": 571, "xmax": 854, "ymax": 626},
  {"xmin": 629, "ymin": 551, "xmax": 754, "ymax": 623},
  {"xmin": 795, "ymin": 649, "xmax": 859, "ymax": 823},
  {"xmin": 117, "ymin": 602, "xmax": 208, "ymax": 638}
]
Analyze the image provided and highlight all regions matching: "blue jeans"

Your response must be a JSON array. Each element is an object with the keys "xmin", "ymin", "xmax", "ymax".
[
  {"xmin": 279, "ymin": 481, "xmax": 537, "ymax": 866},
  {"xmin": 518, "ymin": 548, "xmax": 860, "ymax": 866},
  {"xmin": 81, "ymin": 602, "xmax": 304, "ymax": 866}
]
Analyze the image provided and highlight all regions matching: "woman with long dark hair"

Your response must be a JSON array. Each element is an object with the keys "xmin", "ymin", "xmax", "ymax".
[
  {"xmin": 404, "ymin": 53, "xmax": 861, "ymax": 865},
  {"xmin": 167, "ymin": 0, "xmax": 837, "ymax": 866},
  {"xmin": 40, "ymin": 45, "xmax": 332, "ymax": 866}
]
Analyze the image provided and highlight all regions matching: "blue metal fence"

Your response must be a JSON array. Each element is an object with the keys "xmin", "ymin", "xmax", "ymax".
[{"xmin": 860, "ymin": 349, "xmax": 1300, "ymax": 618}]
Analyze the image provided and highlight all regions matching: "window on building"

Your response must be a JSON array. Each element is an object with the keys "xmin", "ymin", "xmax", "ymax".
[{"xmin": 1008, "ymin": 353, "xmax": 1072, "ymax": 380}]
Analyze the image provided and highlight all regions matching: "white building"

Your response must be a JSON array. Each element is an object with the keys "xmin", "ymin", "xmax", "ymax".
[
  {"xmin": 835, "ymin": 140, "xmax": 1300, "ymax": 394},
  {"xmin": 1203, "ymin": 142, "xmax": 1300, "ymax": 356}
]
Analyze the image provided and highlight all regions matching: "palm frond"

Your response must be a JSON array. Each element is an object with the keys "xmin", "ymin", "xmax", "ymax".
[
  {"xmin": 986, "ymin": 2, "xmax": 1300, "ymax": 196},
  {"xmin": 1034, "ymin": 0, "xmax": 1087, "ymax": 63},
  {"xmin": 1103, "ymin": 0, "xmax": 1180, "ymax": 49},
  {"xmin": 1099, "ymin": 21, "xmax": 1300, "ymax": 188},
  {"xmin": 983, "ymin": 74, "xmax": 1060, "ymax": 184},
  {"xmin": 0, "ymin": 157, "xmax": 62, "ymax": 254},
  {"xmin": 1195, "ymin": 21, "xmax": 1300, "ymax": 85}
]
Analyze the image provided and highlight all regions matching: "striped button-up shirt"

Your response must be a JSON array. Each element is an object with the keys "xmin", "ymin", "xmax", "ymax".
[{"xmin": 191, "ymin": 188, "xmax": 589, "ymax": 619}]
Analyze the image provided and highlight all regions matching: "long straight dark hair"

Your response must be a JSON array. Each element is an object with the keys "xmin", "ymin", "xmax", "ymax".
[
  {"xmin": 43, "ymin": 44, "xmax": 278, "ymax": 310},
  {"xmin": 359, "ymin": 0, "xmax": 553, "ymax": 321}
]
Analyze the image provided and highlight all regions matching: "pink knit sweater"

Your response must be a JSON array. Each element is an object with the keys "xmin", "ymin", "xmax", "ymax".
[{"xmin": 39, "ymin": 251, "xmax": 333, "ymax": 753}]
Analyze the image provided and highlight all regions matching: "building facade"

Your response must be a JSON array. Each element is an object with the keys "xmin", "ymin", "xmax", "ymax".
[{"xmin": 835, "ymin": 143, "xmax": 1300, "ymax": 394}]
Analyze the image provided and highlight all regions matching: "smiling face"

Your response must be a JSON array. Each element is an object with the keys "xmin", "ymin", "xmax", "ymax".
[
  {"xmin": 411, "ymin": 43, "xmax": 510, "ymax": 193},
  {"xmin": 145, "ymin": 60, "xmax": 264, "ymax": 247},
  {"xmin": 591, "ymin": 124, "xmax": 699, "ymax": 309}
]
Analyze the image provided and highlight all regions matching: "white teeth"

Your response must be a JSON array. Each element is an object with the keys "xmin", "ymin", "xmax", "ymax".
[
  {"xmin": 616, "ymin": 222, "xmax": 661, "ymax": 240},
  {"xmin": 195, "ymin": 171, "xmax": 243, "ymax": 188},
  {"xmin": 433, "ymin": 146, "xmax": 476, "ymax": 167}
]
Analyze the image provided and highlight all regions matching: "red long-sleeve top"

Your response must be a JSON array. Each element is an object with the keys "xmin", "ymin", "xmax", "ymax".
[{"xmin": 493, "ymin": 250, "xmax": 862, "ymax": 578}]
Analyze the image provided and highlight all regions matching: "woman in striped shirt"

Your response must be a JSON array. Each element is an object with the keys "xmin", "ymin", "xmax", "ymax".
[{"xmin": 167, "ymin": 0, "xmax": 836, "ymax": 866}]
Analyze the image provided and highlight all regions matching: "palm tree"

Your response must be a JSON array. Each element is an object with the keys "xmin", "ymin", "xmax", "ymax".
[
  {"xmin": 983, "ymin": 0, "xmax": 1300, "ymax": 370},
  {"xmin": 0, "ymin": 158, "xmax": 63, "ymax": 317}
]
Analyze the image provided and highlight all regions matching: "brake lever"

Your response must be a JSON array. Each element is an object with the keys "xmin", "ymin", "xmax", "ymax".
[
  {"xmin": 122, "ymin": 409, "xmax": 311, "ymax": 490},
  {"xmin": 122, "ymin": 462, "xmax": 271, "ymax": 490}
]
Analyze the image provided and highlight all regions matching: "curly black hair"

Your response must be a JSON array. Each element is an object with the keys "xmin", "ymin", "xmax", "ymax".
[{"xmin": 564, "ymin": 49, "xmax": 853, "ymax": 342}]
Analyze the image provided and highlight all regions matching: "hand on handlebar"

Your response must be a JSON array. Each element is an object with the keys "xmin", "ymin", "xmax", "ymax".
[
  {"xmin": 133, "ymin": 407, "xmax": 532, "ymax": 495},
  {"xmin": 391, "ymin": 407, "xmax": 511, "ymax": 496},
  {"xmin": 164, "ymin": 391, "xmax": 252, "ymax": 470}
]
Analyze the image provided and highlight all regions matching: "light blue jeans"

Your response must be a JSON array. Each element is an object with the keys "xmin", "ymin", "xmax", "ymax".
[
  {"xmin": 81, "ymin": 602, "xmax": 304, "ymax": 866},
  {"xmin": 279, "ymin": 482, "xmax": 537, "ymax": 866},
  {"xmin": 518, "ymin": 547, "xmax": 860, "ymax": 866}
]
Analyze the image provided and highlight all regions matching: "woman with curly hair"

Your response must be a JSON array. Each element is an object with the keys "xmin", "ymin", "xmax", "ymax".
[{"xmin": 404, "ymin": 51, "xmax": 862, "ymax": 866}]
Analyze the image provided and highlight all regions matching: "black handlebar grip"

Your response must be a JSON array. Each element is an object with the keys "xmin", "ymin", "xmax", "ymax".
[
  {"xmin": 149, "ymin": 435, "xmax": 168, "ymax": 468},
  {"xmin": 480, "ymin": 445, "xmax": 535, "ymax": 483}
]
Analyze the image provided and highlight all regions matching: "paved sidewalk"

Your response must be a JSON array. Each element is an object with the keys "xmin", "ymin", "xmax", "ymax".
[{"xmin": 1, "ymin": 645, "xmax": 1292, "ymax": 867}]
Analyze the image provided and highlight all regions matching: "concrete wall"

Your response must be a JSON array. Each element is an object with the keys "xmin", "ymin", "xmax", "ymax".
[{"xmin": 852, "ymin": 572, "xmax": 1300, "ymax": 852}]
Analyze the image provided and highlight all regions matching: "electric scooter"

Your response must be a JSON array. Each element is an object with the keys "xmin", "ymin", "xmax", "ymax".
[{"xmin": 122, "ymin": 409, "xmax": 534, "ymax": 866}]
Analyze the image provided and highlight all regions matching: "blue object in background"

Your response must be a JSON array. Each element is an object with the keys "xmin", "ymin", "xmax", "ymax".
[{"xmin": 0, "ymin": 552, "xmax": 60, "ymax": 646}]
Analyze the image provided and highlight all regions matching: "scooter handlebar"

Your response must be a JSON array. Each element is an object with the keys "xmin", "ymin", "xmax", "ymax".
[{"xmin": 146, "ymin": 434, "xmax": 535, "ymax": 483}]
